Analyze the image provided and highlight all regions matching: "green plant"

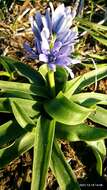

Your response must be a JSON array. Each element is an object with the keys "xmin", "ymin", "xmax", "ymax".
[{"xmin": 0, "ymin": 56, "xmax": 107, "ymax": 189}]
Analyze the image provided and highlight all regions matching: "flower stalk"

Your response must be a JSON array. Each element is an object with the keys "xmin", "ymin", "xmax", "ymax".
[{"xmin": 48, "ymin": 69, "xmax": 55, "ymax": 97}]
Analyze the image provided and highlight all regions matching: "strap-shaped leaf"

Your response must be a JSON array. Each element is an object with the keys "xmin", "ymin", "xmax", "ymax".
[
  {"xmin": 0, "ymin": 71, "xmax": 10, "ymax": 77},
  {"xmin": 0, "ymin": 80, "xmax": 48, "ymax": 98},
  {"xmin": 86, "ymin": 140, "xmax": 106, "ymax": 158},
  {"xmin": 1, "ymin": 91, "xmax": 34, "ymax": 100},
  {"xmin": 56, "ymin": 123, "xmax": 107, "ymax": 141},
  {"xmin": 0, "ymin": 97, "xmax": 40, "ymax": 118},
  {"xmin": 64, "ymin": 66, "xmax": 107, "ymax": 98},
  {"xmin": 39, "ymin": 64, "xmax": 48, "ymax": 79},
  {"xmin": 89, "ymin": 106, "xmax": 107, "ymax": 127},
  {"xmin": 10, "ymin": 98, "xmax": 40, "ymax": 118},
  {"xmin": 0, "ymin": 56, "xmax": 14, "ymax": 75},
  {"xmin": 50, "ymin": 139, "xmax": 80, "ymax": 190},
  {"xmin": 86, "ymin": 140, "xmax": 106, "ymax": 176},
  {"xmin": 44, "ymin": 92, "xmax": 93, "ymax": 125},
  {"xmin": 91, "ymin": 148, "xmax": 103, "ymax": 176},
  {"xmin": 10, "ymin": 100, "xmax": 35, "ymax": 130},
  {"xmin": 0, "ymin": 56, "xmax": 45, "ymax": 85},
  {"xmin": 64, "ymin": 76, "xmax": 82, "ymax": 98},
  {"xmin": 31, "ymin": 117, "xmax": 55, "ymax": 190},
  {"xmin": 0, "ymin": 120, "xmax": 24, "ymax": 147},
  {"xmin": 71, "ymin": 92, "xmax": 107, "ymax": 107},
  {"xmin": 55, "ymin": 66, "xmax": 68, "ymax": 93},
  {"xmin": 0, "ymin": 131, "xmax": 34, "ymax": 168},
  {"xmin": 76, "ymin": 66, "xmax": 107, "ymax": 92},
  {"xmin": 0, "ymin": 98, "xmax": 10, "ymax": 113}
]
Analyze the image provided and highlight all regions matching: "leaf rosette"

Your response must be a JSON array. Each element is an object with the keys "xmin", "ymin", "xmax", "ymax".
[{"xmin": 0, "ymin": 56, "xmax": 107, "ymax": 190}]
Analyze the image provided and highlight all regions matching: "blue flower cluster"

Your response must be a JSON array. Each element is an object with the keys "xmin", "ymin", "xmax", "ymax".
[{"xmin": 24, "ymin": 3, "xmax": 80, "ymax": 77}]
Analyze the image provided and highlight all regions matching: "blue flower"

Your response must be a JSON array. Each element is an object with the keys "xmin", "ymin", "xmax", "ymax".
[
  {"xmin": 24, "ymin": 2, "xmax": 80, "ymax": 77},
  {"xmin": 49, "ymin": 3, "xmax": 76, "ymax": 35}
]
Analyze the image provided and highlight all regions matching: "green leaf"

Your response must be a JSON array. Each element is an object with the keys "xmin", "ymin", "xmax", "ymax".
[
  {"xmin": 56, "ymin": 123, "xmax": 107, "ymax": 141},
  {"xmin": 0, "ymin": 98, "xmax": 11, "ymax": 113},
  {"xmin": 89, "ymin": 106, "xmax": 107, "ymax": 127},
  {"xmin": 31, "ymin": 117, "xmax": 55, "ymax": 190},
  {"xmin": 10, "ymin": 98, "xmax": 40, "ymax": 118},
  {"xmin": 10, "ymin": 100, "xmax": 35, "ymax": 130},
  {"xmin": 64, "ymin": 66, "xmax": 107, "ymax": 97},
  {"xmin": 0, "ymin": 71, "xmax": 10, "ymax": 77},
  {"xmin": 0, "ymin": 80, "xmax": 48, "ymax": 98},
  {"xmin": 55, "ymin": 66, "xmax": 68, "ymax": 93},
  {"xmin": 71, "ymin": 92, "xmax": 107, "ymax": 107},
  {"xmin": 86, "ymin": 140, "xmax": 106, "ymax": 176},
  {"xmin": 50, "ymin": 139, "xmax": 80, "ymax": 190},
  {"xmin": 39, "ymin": 64, "xmax": 48, "ymax": 80},
  {"xmin": 92, "ymin": 148, "xmax": 103, "ymax": 176},
  {"xmin": 44, "ymin": 92, "xmax": 93, "ymax": 125},
  {"xmin": 0, "ymin": 120, "xmax": 24, "ymax": 147},
  {"xmin": 0, "ymin": 98, "xmax": 41, "ymax": 120},
  {"xmin": 0, "ymin": 56, "xmax": 14, "ymax": 75},
  {"xmin": 0, "ymin": 89, "xmax": 35, "ymax": 100},
  {"xmin": 76, "ymin": 66, "xmax": 107, "ymax": 92},
  {"xmin": 0, "ymin": 97, "xmax": 40, "ymax": 118},
  {"xmin": 1, "ymin": 91, "xmax": 34, "ymax": 100},
  {"xmin": 0, "ymin": 56, "xmax": 45, "ymax": 85},
  {"xmin": 0, "ymin": 131, "xmax": 34, "ymax": 168},
  {"xmin": 87, "ymin": 140, "xmax": 106, "ymax": 158},
  {"xmin": 64, "ymin": 76, "xmax": 82, "ymax": 98}
]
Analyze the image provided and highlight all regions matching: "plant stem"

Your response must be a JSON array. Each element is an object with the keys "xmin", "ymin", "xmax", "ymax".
[{"xmin": 48, "ymin": 70, "xmax": 55, "ymax": 97}]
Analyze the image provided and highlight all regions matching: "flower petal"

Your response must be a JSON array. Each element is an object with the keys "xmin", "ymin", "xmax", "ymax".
[
  {"xmin": 49, "ymin": 2, "xmax": 54, "ymax": 22},
  {"xmin": 32, "ymin": 20, "xmax": 42, "ymax": 41},
  {"xmin": 42, "ymin": 16, "xmax": 50, "ymax": 39},
  {"xmin": 53, "ymin": 15, "xmax": 65, "ymax": 33},
  {"xmin": 52, "ymin": 4, "xmax": 65, "ymax": 26},
  {"xmin": 56, "ymin": 56, "xmax": 73, "ymax": 67},
  {"xmin": 53, "ymin": 41, "xmax": 62, "ymax": 51},
  {"xmin": 23, "ymin": 42, "xmax": 37, "ymax": 59},
  {"xmin": 35, "ymin": 38, "xmax": 41, "ymax": 53},
  {"xmin": 59, "ymin": 46, "xmax": 71, "ymax": 56},
  {"xmin": 35, "ymin": 12, "xmax": 43, "ymax": 31},
  {"xmin": 39, "ymin": 54, "xmax": 48, "ymax": 62},
  {"xmin": 56, "ymin": 56, "xmax": 67, "ymax": 66},
  {"xmin": 46, "ymin": 8, "xmax": 52, "ymax": 33},
  {"xmin": 41, "ymin": 30, "xmax": 50, "ymax": 51}
]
